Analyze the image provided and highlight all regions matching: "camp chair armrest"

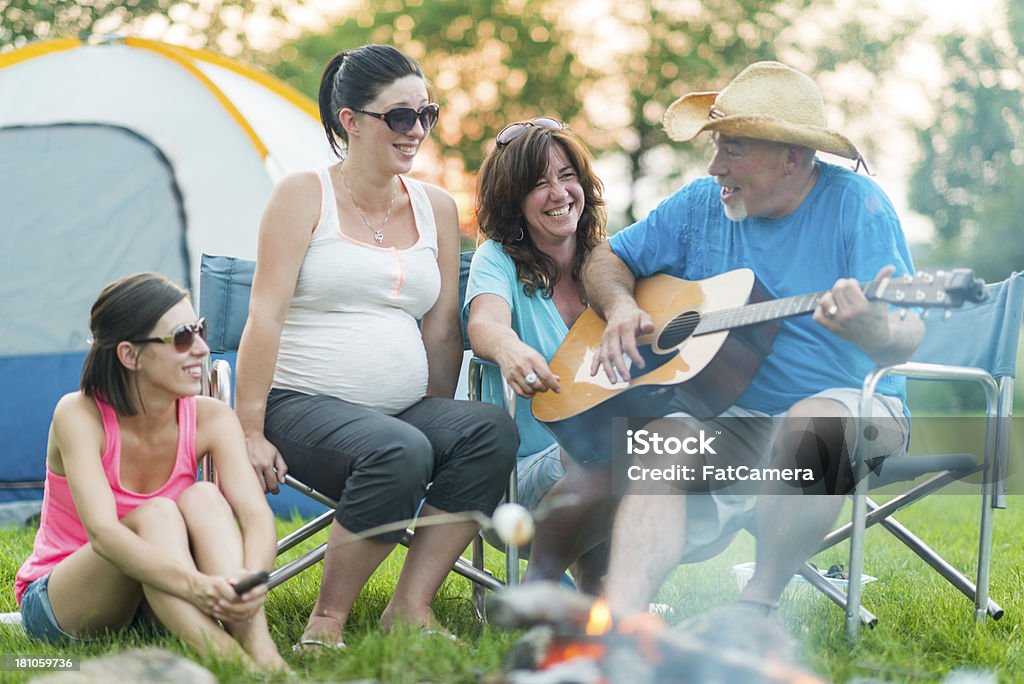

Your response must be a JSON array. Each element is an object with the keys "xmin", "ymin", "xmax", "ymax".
[
  {"xmin": 860, "ymin": 361, "xmax": 1000, "ymax": 420},
  {"xmin": 467, "ymin": 357, "xmax": 516, "ymax": 420},
  {"xmin": 859, "ymin": 360, "xmax": 1001, "ymax": 467},
  {"xmin": 467, "ymin": 356, "xmax": 521, "ymax": 585},
  {"xmin": 199, "ymin": 359, "xmax": 234, "ymax": 482},
  {"xmin": 866, "ymin": 361, "xmax": 999, "ymax": 388}
]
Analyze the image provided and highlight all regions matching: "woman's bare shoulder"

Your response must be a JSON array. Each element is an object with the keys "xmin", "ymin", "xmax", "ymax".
[{"xmin": 53, "ymin": 391, "xmax": 98, "ymax": 423}]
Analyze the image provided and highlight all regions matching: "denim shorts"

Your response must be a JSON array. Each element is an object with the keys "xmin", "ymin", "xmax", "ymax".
[
  {"xmin": 20, "ymin": 573, "xmax": 161, "ymax": 643},
  {"xmin": 515, "ymin": 443, "xmax": 565, "ymax": 512},
  {"xmin": 20, "ymin": 574, "xmax": 81, "ymax": 643}
]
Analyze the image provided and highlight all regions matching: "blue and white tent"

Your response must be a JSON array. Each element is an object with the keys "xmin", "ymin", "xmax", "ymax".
[{"xmin": 0, "ymin": 37, "xmax": 333, "ymax": 519}]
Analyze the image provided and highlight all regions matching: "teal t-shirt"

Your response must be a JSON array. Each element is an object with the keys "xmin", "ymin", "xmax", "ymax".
[
  {"xmin": 463, "ymin": 240, "xmax": 569, "ymax": 457},
  {"xmin": 609, "ymin": 161, "xmax": 914, "ymax": 415}
]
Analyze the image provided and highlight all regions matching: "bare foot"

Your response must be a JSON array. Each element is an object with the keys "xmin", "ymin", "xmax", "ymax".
[{"xmin": 380, "ymin": 604, "xmax": 440, "ymax": 634}]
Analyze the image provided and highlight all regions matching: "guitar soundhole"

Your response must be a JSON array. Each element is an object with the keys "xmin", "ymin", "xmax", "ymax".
[{"xmin": 657, "ymin": 311, "xmax": 701, "ymax": 350}]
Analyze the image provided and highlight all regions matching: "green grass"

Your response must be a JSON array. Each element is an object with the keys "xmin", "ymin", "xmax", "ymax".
[{"xmin": 1, "ymin": 496, "xmax": 1022, "ymax": 682}]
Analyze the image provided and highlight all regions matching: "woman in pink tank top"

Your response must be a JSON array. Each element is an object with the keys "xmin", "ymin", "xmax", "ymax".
[{"xmin": 15, "ymin": 273, "xmax": 287, "ymax": 673}]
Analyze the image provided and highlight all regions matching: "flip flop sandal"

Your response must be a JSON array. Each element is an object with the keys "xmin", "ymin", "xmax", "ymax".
[
  {"xmin": 291, "ymin": 638, "xmax": 347, "ymax": 655},
  {"xmin": 422, "ymin": 628, "xmax": 470, "ymax": 648}
]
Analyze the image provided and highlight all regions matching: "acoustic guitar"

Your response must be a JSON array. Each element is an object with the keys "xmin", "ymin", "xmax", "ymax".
[{"xmin": 531, "ymin": 267, "xmax": 986, "ymax": 463}]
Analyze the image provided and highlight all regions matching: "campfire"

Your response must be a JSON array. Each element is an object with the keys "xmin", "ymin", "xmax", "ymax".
[{"xmin": 487, "ymin": 583, "xmax": 826, "ymax": 684}]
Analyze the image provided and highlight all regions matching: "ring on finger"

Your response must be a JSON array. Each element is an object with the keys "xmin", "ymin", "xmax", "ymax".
[
  {"xmin": 826, "ymin": 304, "xmax": 838, "ymax": 317},
  {"xmin": 524, "ymin": 372, "xmax": 539, "ymax": 385}
]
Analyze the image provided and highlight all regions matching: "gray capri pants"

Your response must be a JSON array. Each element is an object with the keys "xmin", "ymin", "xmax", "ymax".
[{"xmin": 265, "ymin": 389, "xmax": 518, "ymax": 542}]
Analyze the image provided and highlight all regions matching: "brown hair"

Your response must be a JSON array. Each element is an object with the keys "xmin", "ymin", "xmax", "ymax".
[
  {"xmin": 81, "ymin": 273, "xmax": 189, "ymax": 416},
  {"xmin": 476, "ymin": 126, "xmax": 606, "ymax": 298}
]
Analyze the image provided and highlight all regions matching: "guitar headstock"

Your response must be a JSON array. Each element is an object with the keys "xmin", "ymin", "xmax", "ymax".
[{"xmin": 866, "ymin": 269, "xmax": 987, "ymax": 308}]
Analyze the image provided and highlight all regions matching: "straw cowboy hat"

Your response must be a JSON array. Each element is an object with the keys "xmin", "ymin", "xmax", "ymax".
[{"xmin": 662, "ymin": 61, "xmax": 862, "ymax": 161}]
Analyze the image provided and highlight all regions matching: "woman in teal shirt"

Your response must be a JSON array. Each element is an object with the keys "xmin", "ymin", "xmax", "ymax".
[{"xmin": 464, "ymin": 119, "xmax": 612, "ymax": 593}]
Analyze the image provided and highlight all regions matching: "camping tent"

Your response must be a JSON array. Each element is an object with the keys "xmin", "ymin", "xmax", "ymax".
[{"xmin": 0, "ymin": 36, "xmax": 334, "ymax": 518}]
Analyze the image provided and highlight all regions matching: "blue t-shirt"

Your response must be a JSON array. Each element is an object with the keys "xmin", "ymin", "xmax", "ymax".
[
  {"xmin": 463, "ymin": 240, "xmax": 569, "ymax": 458},
  {"xmin": 609, "ymin": 161, "xmax": 914, "ymax": 415}
]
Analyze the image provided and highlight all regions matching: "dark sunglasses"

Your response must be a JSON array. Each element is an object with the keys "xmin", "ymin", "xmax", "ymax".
[
  {"xmin": 496, "ymin": 117, "xmax": 565, "ymax": 147},
  {"xmin": 354, "ymin": 103, "xmax": 439, "ymax": 133},
  {"xmin": 129, "ymin": 318, "xmax": 207, "ymax": 352}
]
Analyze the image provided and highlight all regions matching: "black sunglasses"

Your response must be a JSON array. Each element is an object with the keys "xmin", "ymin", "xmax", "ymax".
[
  {"xmin": 130, "ymin": 318, "xmax": 207, "ymax": 352},
  {"xmin": 496, "ymin": 117, "xmax": 565, "ymax": 147},
  {"xmin": 354, "ymin": 103, "xmax": 439, "ymax": 134}
]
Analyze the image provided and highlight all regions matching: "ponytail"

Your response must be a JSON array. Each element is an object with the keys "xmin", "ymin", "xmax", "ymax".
[
  {"xmin": 316, "ymin": 45, "xmax": 425, "ymax": 158},
  {"xmin": 318, "ymin": 51, "xmax": 348, "ymax": 157}
]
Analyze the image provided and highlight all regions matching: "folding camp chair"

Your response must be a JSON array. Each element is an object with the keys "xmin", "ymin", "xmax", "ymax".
[
  {"xmin": 801, "ymin": 271, "xmax": 1023, "ymax": 639},
  {"xmin": 198, "ymin": 252, "xmax": 519, "ymax": 615}
]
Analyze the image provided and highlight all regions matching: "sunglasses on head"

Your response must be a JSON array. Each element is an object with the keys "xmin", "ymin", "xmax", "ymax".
[
  {"xmin": 129, "ymin": 318, "xmax": 207, "ymax": 352},
  {"xmin": 496, "ymin": 117, "xmax": 565, "ymax": 147},
  {"xmin": 354, "ymin": 103, "xmax": 440, "ymax": 134}
]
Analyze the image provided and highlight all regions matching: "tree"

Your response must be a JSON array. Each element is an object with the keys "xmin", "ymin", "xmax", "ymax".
[
  {"xmin": 0, "ymin": 0, "xmax": 300, "ymax": 56},
  {"xmin": 266, "ymin": 0, "xmax": 588, "ymax": 177},
  {"xmin": 572, "ymin": 0, "xmax": 918, "ymax": 225},
  {"xmin": 265, "ymin": 0, "xmax": 915, "ymax": 234},
  {"xmin": 908, "ymin": 1, "xmax": 1024, "ymax": 283}
]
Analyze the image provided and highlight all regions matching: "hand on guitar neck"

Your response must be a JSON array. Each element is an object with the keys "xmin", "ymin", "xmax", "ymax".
[
  {"xmin": 589, "ymin": 297, "xmax": 656, "ymax": 385},
  {"xmin": 814, "ymin": 265, "xmax": 923, "ymax": 366}
]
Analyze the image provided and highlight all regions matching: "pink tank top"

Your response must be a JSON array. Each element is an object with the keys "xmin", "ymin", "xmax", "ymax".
[{"xmin": 15, "ymin": 395, "xmax": 199, "ymax": 604}]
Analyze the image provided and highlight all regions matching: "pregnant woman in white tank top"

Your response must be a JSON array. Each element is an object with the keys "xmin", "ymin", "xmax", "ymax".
[{"xmin": 234, "ymin": 45, "xmax": 517, "ymax": 653}]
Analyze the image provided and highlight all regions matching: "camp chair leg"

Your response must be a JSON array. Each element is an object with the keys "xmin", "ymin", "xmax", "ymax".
[
  {"xmin": 471, "ymin": 535, "xmax": 487, "ymax": 620},
  {"xmin": 451, "ymin": 553, "xmax": 503, "ymax": 591},
  {"xmin": 277, "ymin": 509, "xmax": 334, "ymax": 555},
  {"xmin": 267, "ymin": 535, "xmax": 503, "ymax": 594},
  {"xmin": 976, "ymin": 476, "xmax": 996, "ymax": 621},
  {"xmin": 866, "ymin": 500, "xmax": 1003, "ymax": 620},
  {"xmin": 796, "ymin": 563, "xmax": 877, "ymax": 628},
  {"xmin": 269, "ymin": 542, "xmax": 328, "ymax": 590},
  {"xmin": 845, "ymin": 475, "xmax": 870, "ymax": 639},
  {"xmin": 821, "ymin": 473, "xmax": 968, "ymax": 551},
  {"xmin": 973, "ymin": 398, "xmax": 1004, "ymax": 621},
  {"xmin": 505, "ymin": 461, "xmax": 520, "ymax": 587},
  {"xmin": 823, "ymin": 490, "xmax": 1003, "ymax": 622}
]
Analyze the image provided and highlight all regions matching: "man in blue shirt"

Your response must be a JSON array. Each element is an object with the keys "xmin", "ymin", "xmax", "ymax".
[{"xmin": 583, "ymin": 61, "xmax": 924, "ymax": 642}]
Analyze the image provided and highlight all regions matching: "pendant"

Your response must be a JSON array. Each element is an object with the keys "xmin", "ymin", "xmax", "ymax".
[{"xmin": 373, "ymin": 230, "xmax": 384, "ymax": 244}]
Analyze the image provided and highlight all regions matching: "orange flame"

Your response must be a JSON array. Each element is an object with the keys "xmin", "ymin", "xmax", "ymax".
[
  {"xmin": 538, "ymin": 640, "xmax": 607, "ymax": 670},
  {"xmin": 585, "ymin": 598, "xmax": 613, "ymax": 636}
]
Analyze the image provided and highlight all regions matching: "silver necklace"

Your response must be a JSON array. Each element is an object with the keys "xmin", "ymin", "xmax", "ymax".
[{"xmin": 339, "ymin": 164, "xmax": 396, "ymax": 244}]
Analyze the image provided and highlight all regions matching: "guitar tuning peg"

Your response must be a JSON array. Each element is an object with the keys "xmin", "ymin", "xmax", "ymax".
[{"xmin": 902, "ymin": 274, "xmax": 914, "ymax": 284}]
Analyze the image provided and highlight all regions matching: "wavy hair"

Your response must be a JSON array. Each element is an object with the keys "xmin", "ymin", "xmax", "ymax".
[{"xmin": 475, "ymin": 126, "xmax": 606, "ymax": 298}]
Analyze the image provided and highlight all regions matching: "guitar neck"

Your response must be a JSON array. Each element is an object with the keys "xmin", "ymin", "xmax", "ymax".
[{"xmin": 694, "ymin": 289, "xmax": 835, "ymax": 336}]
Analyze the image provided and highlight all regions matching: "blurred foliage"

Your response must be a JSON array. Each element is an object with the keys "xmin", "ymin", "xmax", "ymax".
[
  {"xmin": 0, "ymin": 0, "xmax": 296, "ymax": 54},
  {"xmin": 264, "ymin": 0, "xmax": 587, "ymax": 176},
  {"xmin": 1, "ymin": 0, "xmax": 162, "ymax": 48},
  {"xmin": 571, "ymin": 0, "xmax": 917, "ymax": 223},
  {"xmin": 909, "ymin": 0, "xmax": 1024, "ymax": 284},
  {"xmin": 580, "ymin": 0, "xmax": 786, "ymax": 223},
  {"xmin": 5, "ymin": 0, "xmax": 920, "ymax": 232},
  {"xmin": 262, "ymin": 0, "xmax": 917, "ymax": 225}
]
